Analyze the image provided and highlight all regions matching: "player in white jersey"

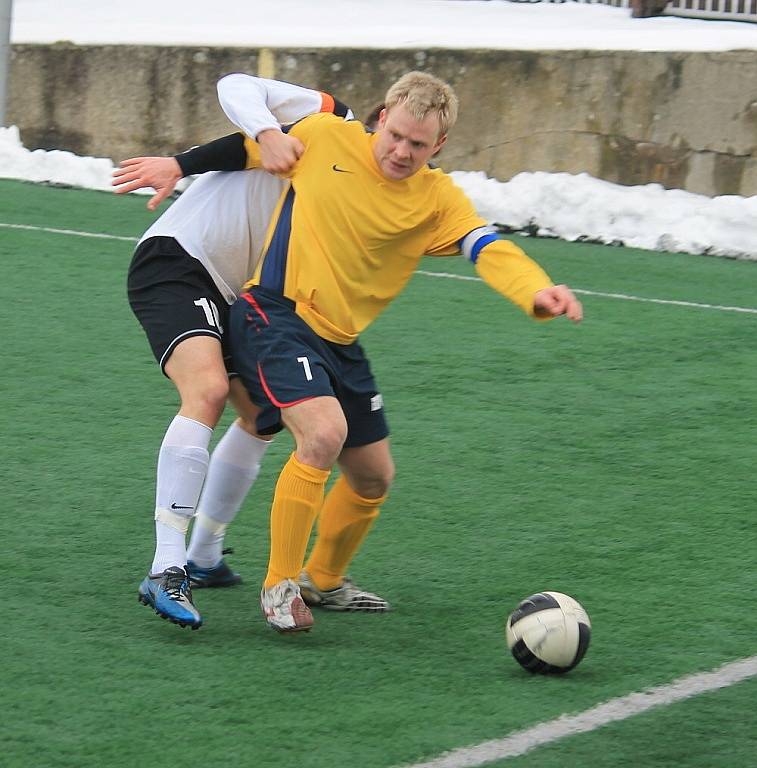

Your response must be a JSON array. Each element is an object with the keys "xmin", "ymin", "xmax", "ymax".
[{"xmin": 116, "ymin": 76, "xmax": 353, "ymax": 630}]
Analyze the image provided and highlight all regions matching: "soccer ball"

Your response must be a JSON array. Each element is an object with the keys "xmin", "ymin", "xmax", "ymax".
[{"xmin": 505, "ymin": 591, "xmax": 591, "ymax": 674}]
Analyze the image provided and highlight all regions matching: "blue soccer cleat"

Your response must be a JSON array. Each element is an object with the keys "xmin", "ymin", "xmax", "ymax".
[
  {"xmin": 187, "ymin": 553, "xmax": 242, "ymax": 589},
  {"xmin": 138, "ymin": 565, "xmax": 203, "ymax": 629}
]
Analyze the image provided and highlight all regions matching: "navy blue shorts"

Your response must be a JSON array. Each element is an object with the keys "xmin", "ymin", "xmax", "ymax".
[{"xmin": 229, "ymin": 287, "xmax": 389, "ymax": 448}]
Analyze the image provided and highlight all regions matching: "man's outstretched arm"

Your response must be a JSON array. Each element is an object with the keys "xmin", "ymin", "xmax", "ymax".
[
  {"xmin": 475, "ymin": 239, "xmax": 583, "ymax": 323},
  {"xmin": 112, "ymin": 132, "xmax": 249, "ymax": 210},
  {"xmin": 111, "ymin": 130, "xmax": 301, "ymax": 210},
  {"xmin": 459, "ymin": 227, "xmax": 582, "ymax": 323},
  {"xmin": 114, "ymin": 74, "xmax": 352, "ymax": 209}
]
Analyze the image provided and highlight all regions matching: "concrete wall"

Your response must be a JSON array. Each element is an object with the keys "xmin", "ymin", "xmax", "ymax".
[{"xmin": 7, "ymin": 43, "xmax": 757, "ymax": 196}]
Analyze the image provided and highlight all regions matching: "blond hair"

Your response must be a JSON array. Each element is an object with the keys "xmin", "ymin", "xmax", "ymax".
[{"xmin": 384, "ymin": 71, "xmax": 459, "ymax": 137}]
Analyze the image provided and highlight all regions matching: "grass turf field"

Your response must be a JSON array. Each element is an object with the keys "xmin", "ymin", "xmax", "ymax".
[{"xmin": 2, "ymin": 178, "xmax": 756, "ymax": 767}]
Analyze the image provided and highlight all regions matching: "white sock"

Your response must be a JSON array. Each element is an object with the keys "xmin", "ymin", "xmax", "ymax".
[
  {"xmin": 151, "ymin": 415, "xmax": 212, "ymax": 574},
  {"xmin": 187, "ymin": 422, "xmax": 271, "ymax": 568}
]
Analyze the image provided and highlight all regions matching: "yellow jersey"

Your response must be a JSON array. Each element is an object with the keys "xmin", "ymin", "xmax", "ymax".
[{"xmin": 243, "ymin": 113, "xmax": 552, "ymax": 344}]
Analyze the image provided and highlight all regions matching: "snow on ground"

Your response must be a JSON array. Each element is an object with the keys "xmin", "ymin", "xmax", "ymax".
[
  {"xmin": 0, "ymin": 126, "xmax": 115, "ymax": 192},
  {"xmin": 453, "ymin": 169, "xmax": 757, "ymax": 258},
  {"xmin": 2, "ymin": 125, "xmax": 755, "ymax": 259},
  {"xmin": 10, "ymin": 0, "xmax": 757, "ymax": 52}
]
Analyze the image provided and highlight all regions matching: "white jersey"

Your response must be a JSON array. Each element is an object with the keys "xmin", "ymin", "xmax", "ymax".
[
  {"xmin": 137, "ymin": 74, "xmax": 353, "ymax": 305},
  {"xmin": 139, "ymin": 169, "xmax": 285, "ymax": 305}
]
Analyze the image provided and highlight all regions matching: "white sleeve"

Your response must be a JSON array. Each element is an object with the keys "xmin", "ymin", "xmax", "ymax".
[{"xmin": 217, "ymin": 73, "xmax": 340, "ymax": 138}]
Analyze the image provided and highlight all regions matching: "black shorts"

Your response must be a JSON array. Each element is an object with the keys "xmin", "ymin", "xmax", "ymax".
[
  {"xmin": 229, "ymin": 287, "xmax": 389, "ymax": 448},
  {"xmin": 127, "ymin": 237, "xmax": 235, "ymax": 375}
]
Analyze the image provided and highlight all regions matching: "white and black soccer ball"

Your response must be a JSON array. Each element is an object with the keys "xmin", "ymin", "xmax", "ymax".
[{"xmin": 505, "ymin": 591, "xmax": 591, "ymax": 674}]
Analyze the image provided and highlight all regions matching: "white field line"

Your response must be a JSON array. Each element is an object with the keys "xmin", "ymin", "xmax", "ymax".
[
  {"xmin": 416, "ymin": 270, "xmax": 757, "ymax": 315},
  {"xmin": 0, "ymin": 222, "xmax": 138, "ymax": 242},
  {"xmin": 3, "ymin": 222, "xmax": 756, "ymax": 316},
  {"xmin": 403, "ymin": 656, "xmax": 757, "ymax": 768}
]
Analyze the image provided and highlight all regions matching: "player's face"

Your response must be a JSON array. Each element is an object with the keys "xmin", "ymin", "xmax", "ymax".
[{"xmin": 373, "ymin": 104, "xmax": 447, "ymax": 180}]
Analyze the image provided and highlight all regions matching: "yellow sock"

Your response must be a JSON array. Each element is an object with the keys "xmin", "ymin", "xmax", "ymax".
[
  {"xmin": 264, "ymin": 452, "xmax": 331, "ymax": 589},
  {"xmin": 305, "ymin": 475, "xmax": 385, "ymax": 591}
]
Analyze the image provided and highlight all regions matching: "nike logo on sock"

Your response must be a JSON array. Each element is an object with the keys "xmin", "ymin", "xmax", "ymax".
[{"xmin": 171, "ymin": 503, "xmax": 194, "ymax": 510}]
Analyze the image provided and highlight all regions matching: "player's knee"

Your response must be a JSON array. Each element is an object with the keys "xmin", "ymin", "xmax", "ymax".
[
  {"xmin": 380, "ymin": 460, "xmax": 395, "ymax": 495},
  {"xmin": 299, "ymin": 422, "xmax": 348, "ymax": 468},
  {"xmin": 350, "ymin": 459, "xmax": 394, "ymax": 499},
  {"xmin": 201, "ymin": 376, "xmax": 230, "ymax": 411},
  {"xmin": 183, "ymin": 375, "xmax": 229, "ymax": 423},
  {"xmin": 381, "ymin": 452, "xmax": 396, "ymax": 493},
  {"xmin": 357, "ymin": 472, "xmax": 393, "ymax": 499},
  {"xmin": 316, "ymin": 422, "xmax": 348, "ymax": 463}
]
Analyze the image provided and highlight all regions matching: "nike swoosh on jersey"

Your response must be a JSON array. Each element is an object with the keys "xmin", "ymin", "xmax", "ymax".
[{"xmin": 331, "ymin": 164, "xmax": 354, "ymax": 173}]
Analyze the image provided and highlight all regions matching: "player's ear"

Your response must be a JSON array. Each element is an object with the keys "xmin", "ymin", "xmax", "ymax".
[
  {"xmin": 378, "ymin": 108, "xmax": 388, "ymax": 128},
  {"xmin": 433, "ymin": 133, "xmax": 447, "ymax": 154}
]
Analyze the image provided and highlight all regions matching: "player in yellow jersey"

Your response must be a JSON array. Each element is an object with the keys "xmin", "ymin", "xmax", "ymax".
[
  {"xmin": 114, "ymin": 93, "xmax": 395, "ymax": 629},
  {"xmin": 112, "ymin": 77, "xmax": 357, "ymax": 631},
  {"xmin": 214, "ymin": 71, "xmax": 583, "ymax": 632}
]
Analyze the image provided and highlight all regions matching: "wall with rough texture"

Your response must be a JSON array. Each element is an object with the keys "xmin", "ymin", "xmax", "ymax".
[{"xmin": 7, "ymin": 44, "xmax": 757, "ymax": 196}]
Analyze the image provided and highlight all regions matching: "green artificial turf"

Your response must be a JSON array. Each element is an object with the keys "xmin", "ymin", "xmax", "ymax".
[{"xmin": 2, "ymin": 179, "xmax": 756, "ymax": 768}]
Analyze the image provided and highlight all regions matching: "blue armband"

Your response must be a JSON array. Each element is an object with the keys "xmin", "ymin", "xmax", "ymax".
[{"xmin": 459, "ymin": 226, "xmax": 499, "ymax": 264}]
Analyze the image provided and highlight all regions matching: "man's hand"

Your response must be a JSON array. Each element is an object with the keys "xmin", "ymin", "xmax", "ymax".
[
  {"xmin": 534, "ymin": 285, "xmax": 583, "ymax": 323},
  {"xmin": 257, "ymin": 128, "xmax": 304, "ymax": 174},
  {"xmin": 112, "ymin": 157, "xmax": 183, "ymax": 211}
]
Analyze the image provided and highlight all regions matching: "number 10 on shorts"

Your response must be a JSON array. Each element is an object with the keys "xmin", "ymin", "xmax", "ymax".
[
  {"xmin": 297, "ymin": 356, "xmax": 313, "ymax": 381},
  {"xmin": 194, "ymin": 297, "xmax": 223, "ymax": 333}
]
